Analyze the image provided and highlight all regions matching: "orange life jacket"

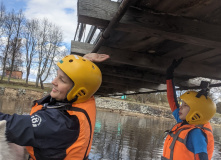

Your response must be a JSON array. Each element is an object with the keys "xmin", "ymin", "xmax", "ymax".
[
  {"xmin": 26, "ymin": 97, "xmax": 96, "ymax": 160},
  {"xmin": 162, "ymin": 122, "xmax": 214, "ymax": 160}
]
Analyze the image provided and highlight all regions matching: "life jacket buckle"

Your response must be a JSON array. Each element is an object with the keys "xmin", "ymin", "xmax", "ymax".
[{"xmin": 42, "ymin": 103, "xmax": 48, "ymax": 110}]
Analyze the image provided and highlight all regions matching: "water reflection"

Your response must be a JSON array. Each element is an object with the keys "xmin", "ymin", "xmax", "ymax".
[
  {"xmin": 90, "ymin": 110, "xmax": 221, "ymax": 160},
  {"xmin": 0, "ymin": 97, "xmax": 220, "ymax": 160},
  {"xmin": 213, "ymin": 126, "xmax": 221, "ymax": 160},
  {"xmin": 90, "ymin": 110, "xmax": 171, "ymax": 160}
]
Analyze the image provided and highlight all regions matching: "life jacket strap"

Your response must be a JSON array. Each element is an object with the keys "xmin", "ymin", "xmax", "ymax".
[{"xmin": 41, "ymin": 103, "xmax": 92, "ymax": 160}]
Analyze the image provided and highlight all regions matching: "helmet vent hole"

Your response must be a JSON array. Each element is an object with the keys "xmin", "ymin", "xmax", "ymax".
[
  {"xmin": 92, "ymin": 65, "xmax": 95, "ymax": 69},
  {"xmin": 82, "ymin": 59, "xmax": 86, "ymax": 61},
  {"xmin": 81, "ymin": 90, "xmax": 86, "ymax": 95},
  {"xmin": 77, "ymin": 90, "xmax": 86, "ymax": 97},
  {"xmin": 192, "ymin": 113, "xmax": 201, "ymax": 121},
  {"xmin": 196, "ymin": 113, "xmax": 200, "ymax": 118},
  {"xmin": 69, "ymin": 59, "xmax": 73, "ymax": 62}
]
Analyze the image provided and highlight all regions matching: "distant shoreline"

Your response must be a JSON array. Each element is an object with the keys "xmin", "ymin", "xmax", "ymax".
[
  {"xmin": 95, "ymin": 97, "xmax": 221, "ymax": 125},
  {"xmin": 0, "ymin": 87, "xmax": 220, "ymax": 125}
]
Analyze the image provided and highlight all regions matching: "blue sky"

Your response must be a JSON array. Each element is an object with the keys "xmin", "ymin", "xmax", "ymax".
[
  {"xmin": 2, "ymin": 0, "xmax": 27, "ymax": 11},
  {"xmin": 1, "ymin": 0, "xmax": 78, "ymax": 49}
]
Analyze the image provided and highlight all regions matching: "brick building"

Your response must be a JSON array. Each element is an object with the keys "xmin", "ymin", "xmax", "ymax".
[{"xmin": 5, "ymin": 70, "xmax": 23, "ymax": 79}]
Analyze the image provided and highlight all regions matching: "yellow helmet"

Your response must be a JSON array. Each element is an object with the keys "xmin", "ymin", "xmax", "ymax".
[
  {"xmin": 57, "ymin": 55, "xmax": 102, "ymax": 103},
  {"xmin": 180, "ymin": 91, "xmax": 216, "ymax": 125}
]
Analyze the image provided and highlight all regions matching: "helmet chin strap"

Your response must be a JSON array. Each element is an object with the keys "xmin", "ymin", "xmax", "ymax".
[
  {"xmin": 196, "ymin": 81, "xmax": 210, "ymax": 99},
  {"xmin": 182, "ymin": 120, "xmax": 189, "ymax": 125},
  {"xmin": 59, "ymin": 95, "xmax": 78, "ymax": 103},
  {"xmin": 69, "ymin": 95, "xmax": 78, "ymax": 103},
  {"xmin": 65, "ymin": 83, "xmax": 76, "ymax": 103},
  {"xmin": 50, "ymin": 95, "xmax": 78, "ymax": 104}
]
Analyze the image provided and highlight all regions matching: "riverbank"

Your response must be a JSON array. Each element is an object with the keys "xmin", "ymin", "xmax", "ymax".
[
  {"xmin": 0, "ymin": 87, "xmax": 46, "ymax": 101},
  {"xmin": 0, "ymin": 87, "xmax": 220, "ymax": 125},
  {"xmin": 95, "ymin": 97, "xmax": 221, "ymax": 125}
]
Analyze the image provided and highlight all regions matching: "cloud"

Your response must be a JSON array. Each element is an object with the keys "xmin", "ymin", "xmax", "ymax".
[{"xmin": 24, "ymin": 0, "xmax": 78, "ymax": 45}]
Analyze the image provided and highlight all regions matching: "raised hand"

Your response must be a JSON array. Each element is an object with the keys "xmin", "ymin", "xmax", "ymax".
[
  {"xmin": 170, "ymin": 58, "xmax": 183, "ymax": 69},
  {"xmin": 83, "ymin": 53, "xmax": 110, "ymax": 62},
  {"xmin": 166, "ymin": 58, "xmax": 183, "ymax": 79}
]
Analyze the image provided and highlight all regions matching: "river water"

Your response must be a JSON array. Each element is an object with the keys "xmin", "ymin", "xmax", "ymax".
[
  {"xmin": 0, "ymin": 97, "xmax": 221, "ymax": 160},
  {"xmin": 90, "ymin": 110, "xmax": 221, "ymax": 160}
]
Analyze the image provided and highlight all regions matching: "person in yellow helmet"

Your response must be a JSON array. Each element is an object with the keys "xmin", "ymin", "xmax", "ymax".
[
  {"xmin": 0, "ymin": 53, "xmax": 109, "ymax": 160},
  {"xmin": 162, "ymin": 58, "xmax": 216, "ymax": 160}
]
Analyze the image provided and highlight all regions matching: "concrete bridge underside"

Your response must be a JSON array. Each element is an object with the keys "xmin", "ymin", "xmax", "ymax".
[{"xmin": 71, "ymin": 0, "xmax": 221, "ymax": 96}]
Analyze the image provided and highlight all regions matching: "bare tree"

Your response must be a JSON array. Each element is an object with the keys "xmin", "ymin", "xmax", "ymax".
[
  {"xmin": 7, "ymin": 10, "xmax": 25, "ymax": 82},
  {"xmin": 6, "ymin": 37, "xmax": 23, "ymax": 81},
  {"xmin": 0, "ymin": 10, "xmax": 16, "ymax": 81},
  {"xmin": 0, "ymin": 2, "xmax": 5, "ymax": 35},
  {"xmin": 39, "ymin": 25, "xmax": 64, "ymax": 89},
  {"xmin": 0, "ymin": 6, "xmax": 67, "ymax": 86},
  {"xmin": 0, "ymin": 3, "xmax": 6, "ymax": 66},
  {"xmin": 34, "ymin": 19, "xmax": 64, "ymax": 89},
  {"xmin": 35, "ymin": 19, "xmax": 52, "ymax": 88},
  {"xmin": 23, "ymin": 19, "xmax": 39, "ymax": 85}
]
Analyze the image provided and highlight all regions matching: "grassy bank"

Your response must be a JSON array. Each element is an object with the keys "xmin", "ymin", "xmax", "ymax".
[{"xmin": 0, "ymin": 77, "xmax": 51, "ymax": 93}]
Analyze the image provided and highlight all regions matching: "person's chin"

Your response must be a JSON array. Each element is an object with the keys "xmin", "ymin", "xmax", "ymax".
[
  {"xmin": 179, "ymin": 116, "xmax": 185, "ymax": 121},
  {"xmin": 50, "ymin": 92, "xmax": 56, "ymax": 99}
]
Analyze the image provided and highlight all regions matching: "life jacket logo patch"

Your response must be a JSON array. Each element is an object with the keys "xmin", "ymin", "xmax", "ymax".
[{"xmin": 31, "ymin": 115, "xmax": 42, "ymax": 127}]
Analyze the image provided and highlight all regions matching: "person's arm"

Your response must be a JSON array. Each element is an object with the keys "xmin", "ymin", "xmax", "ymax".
[
  {"xmin": 167, "ymin": 79, "xmax": 181, "ymax": 122},
  {"xmin": 196, "ymin": 153, "xmax": 209, "ymax": 160},
  {"xmin": 166, "ymin": 58, "xmax": 183, "ymax": 122},
  {"xmin": 167, "ymin": 79, "xmax": 179, "ymax": 113},
  {"xmin": 187, "ymin": 129, "xmax": 208, "ymax": 160},
  {"xmin": 0, "ymin": 109, "xmax": 79, "ymax": 148},
  {"xmin": 0, "ymin": 112, "xmax": 36, "ymax": 146}
]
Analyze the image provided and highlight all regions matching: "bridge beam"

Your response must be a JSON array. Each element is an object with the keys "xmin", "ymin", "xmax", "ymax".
[
  {"xmin": 78, "ymin": 0, "xmax": 221, "ymax": 49},
  {"xmin": 71, "ymin": 41, "xmax": 221, "ymax": 80}
]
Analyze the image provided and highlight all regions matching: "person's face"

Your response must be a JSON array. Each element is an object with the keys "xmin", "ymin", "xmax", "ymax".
[
  {"xmin": 179, "ymin": 100, "xmax": 190, "ymax": 120},
  {"xmin": 50, "ymin": 68, "xmax": 74, "ymax": 101}
]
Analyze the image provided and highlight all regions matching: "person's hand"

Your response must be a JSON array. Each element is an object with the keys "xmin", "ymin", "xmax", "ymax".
[
  {"xmin": 83, "ymin": 53, "xmax": 110, "ymax": 62},
  {"xmin": 170, "ymin": 58, "xmax": 183, "ymax": 69},
  {"xmin": 166, "ymin": 58, "xmax": 183, "ymax": 79}
]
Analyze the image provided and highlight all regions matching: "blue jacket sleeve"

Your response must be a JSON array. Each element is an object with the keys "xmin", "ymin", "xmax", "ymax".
[
  {"xmin": 197, "ymin": 152, "xmax": 209, "ymax": 160},
  {"xmin": 187, "ymin": 129, "xmax": 208, "ymax": 160},
  {"xmin": 0, "ymin": 109, "xmax": 79, "ymax": 148},
  {"xmin": 0, "ymin": 112, "xmax": 34, "ymax": 146}
]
